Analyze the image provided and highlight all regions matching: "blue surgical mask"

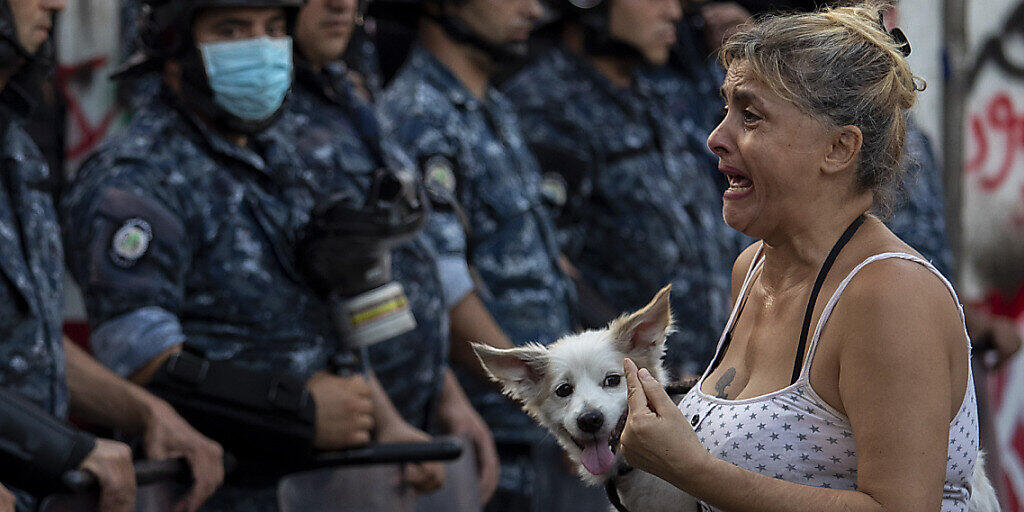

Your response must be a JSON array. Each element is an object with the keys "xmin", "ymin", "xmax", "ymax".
[{"xmin": 199, "ymin": 37, "xmax": 293, "ymax": 121}]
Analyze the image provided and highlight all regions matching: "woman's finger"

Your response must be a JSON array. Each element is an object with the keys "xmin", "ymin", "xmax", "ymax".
[
  {"xmin": 623, "ymin": 358, "xmax": 650, "ymax": 414},
  {"xmin": 638, "ymin": 368, "xmax": 676, "ymax": 417}
]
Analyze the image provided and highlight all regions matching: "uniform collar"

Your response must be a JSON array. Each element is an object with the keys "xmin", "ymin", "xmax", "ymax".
[
  {"xmin": 408, "ymin": 45, "xmax": 504, "ymax": 112},
  {"xmin": 0, "ymin": 79, "xmax": 35, "ymax": 120},
  {"xmin": 158, "ymin": 84, "xmax": 277, "ymax": 176},
  {"xmin": 293, "ymin": 57, "xmax": 356, "ymax": 108},
  {"xmin": 551, "ymin": 44, "xmax": 652, "ymax": 112}
]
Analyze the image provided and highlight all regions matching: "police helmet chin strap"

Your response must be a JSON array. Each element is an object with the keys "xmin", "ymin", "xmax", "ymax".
[
  {"xmin": 576, "ymin": 7, "xmax": 649, "ymax": 66},
  {"xmin": 425, "ymin": 5, "xmax": 528, "ymax": 66}
]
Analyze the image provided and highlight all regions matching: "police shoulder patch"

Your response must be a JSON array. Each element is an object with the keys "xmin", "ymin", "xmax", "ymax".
[
  {"xmin": 423, "ymin": 155, "xmax": 457, "ymax": 196},
  {"xmin": 109, "ymin": 218, "xmax": 153, "ymax": 268},
  {"xmin": 541, "ymin": 172, "xmax": 568, "ymax": 208}
]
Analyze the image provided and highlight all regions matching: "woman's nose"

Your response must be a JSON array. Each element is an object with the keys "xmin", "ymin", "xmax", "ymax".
[{"xmin": 707, "ymin": 120, "xmax": 730, "ymax": 157}]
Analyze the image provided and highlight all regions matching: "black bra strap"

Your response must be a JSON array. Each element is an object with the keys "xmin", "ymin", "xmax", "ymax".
[{"xmin": 791, "ymin": 214, "xmax": 866, "ymax": 384}]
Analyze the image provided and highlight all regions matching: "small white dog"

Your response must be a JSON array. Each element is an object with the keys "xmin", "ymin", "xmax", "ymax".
[{"xmin": 473, "ymin": 286, "xmax": 1001, "ymax": 512}]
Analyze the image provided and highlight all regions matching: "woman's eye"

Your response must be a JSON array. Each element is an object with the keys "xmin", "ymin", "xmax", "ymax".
[
  {"xmin": 603, "ymin": 375, "xmax": 621, "ymax": 387},
  {"xmin": 742, "ymin": 109, "xmax": 762, "ymax": 123},
  {"xmin": 555, "ymin": 383, "xmax": 574, "ymax": 398}
]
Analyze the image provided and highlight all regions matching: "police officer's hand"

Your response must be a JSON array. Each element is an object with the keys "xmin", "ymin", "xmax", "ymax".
[
  {"xmin": 438, "ymin": 373, "xmax": 499, "ymax": 503},
  {"xmin": 79, "ymin": 439, "xmax": 136, "ymax": 512},
  {"xmin": 307, "ymin": 371, "xmax": 375, "ymax": 448},
  {"xmin": 0, "ymin": 483, "xmax": 14, "ymax": 512},
  {"xmin": 142, "ymin": 398, "xmax": 225, "ymax": 512},
  {"xmin": 377, "ymin": 419, "xmax": 446, "ymax": 494}
]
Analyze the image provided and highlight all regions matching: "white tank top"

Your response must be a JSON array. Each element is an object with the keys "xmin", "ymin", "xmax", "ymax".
[{"xmin": 677, "ymin": 247, "xmax": 979, "ymax": 511}]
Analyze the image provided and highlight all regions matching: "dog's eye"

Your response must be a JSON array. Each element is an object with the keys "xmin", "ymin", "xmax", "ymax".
[
  {"xmin": 555, "ymin": 383, "xmax": 574, "ymax": 398},
  {"xmin": 603, "ymin": 375, "xmax": 621, "ymax": 387}
]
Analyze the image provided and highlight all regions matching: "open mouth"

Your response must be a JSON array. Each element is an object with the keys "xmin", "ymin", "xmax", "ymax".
[
  {"xmin": 723, "ymin": 168, "xmax": 753, "ymax": 193},
  {"xmin": 571, "ymin": 433, "xmax": 615, "ymax": 476}
]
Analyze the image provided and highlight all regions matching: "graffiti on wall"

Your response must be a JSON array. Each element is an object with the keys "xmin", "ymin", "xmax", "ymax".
[
  {"xmin": 962, "ymin": 3, "xmax": 1024, "ymax": 511},
  {"xmin": 55, "ymin": 0, "xmax": 125, "ymax": 175}
]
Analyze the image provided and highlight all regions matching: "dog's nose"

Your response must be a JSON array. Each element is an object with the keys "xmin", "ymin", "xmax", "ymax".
[{"xmin": 577, "ymin": 411, "xmax": 605, "ymax": 434}]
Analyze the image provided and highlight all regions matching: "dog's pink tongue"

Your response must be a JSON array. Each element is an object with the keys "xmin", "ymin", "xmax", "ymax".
[{"xmin": 581, "ymin": 436, "xmax": 614, "ymax": 476}]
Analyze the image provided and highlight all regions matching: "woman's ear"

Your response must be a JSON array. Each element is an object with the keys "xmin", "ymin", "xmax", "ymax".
[{"xmin": 821, "ymin": 125, "xmax": 863, "ymax": 176}]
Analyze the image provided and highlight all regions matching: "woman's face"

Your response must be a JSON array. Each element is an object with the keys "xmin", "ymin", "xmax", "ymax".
[{"xmin": 706, "ymin": 61, "xmax": 840, "ymax": 240}]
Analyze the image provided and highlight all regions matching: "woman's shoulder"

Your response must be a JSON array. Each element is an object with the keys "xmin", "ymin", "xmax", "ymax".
[
  {"xmin": 839, "ymin": 220, "xmax": 955, "ymax": 308},
  {"xmin": 827, "ymin": 220, "xmax": 965, "ymax": 357}
]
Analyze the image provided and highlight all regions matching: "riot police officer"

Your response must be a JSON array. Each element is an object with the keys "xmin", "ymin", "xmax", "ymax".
[
  {"xmin": 280, "ymin": 0, "xmax": 500, "ymax": 502},
  {"xmin": 503, "ymin": 0, "xmax": 737, "ymax": 380},
  {"xmin": 61, "ymin": 1, "xmax": 444, "ymax": 510},
  {"xmin": 375, "ymin": 1, "xmax": 607, "ymax": 510},
  {"xmin": 0, "ymin": 1, "xmax": 224, "ymax": 511}
]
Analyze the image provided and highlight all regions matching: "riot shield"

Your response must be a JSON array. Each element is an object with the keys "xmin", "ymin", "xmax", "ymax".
[
  {"xmin": 277, "ymin": 436, "xmax": 477, "ymax": 512},
  {"xmin": 415, "ymin": 435, "xmax": 480, "ymax": 512},
  {"xmin": 39, "ymin": 459, "xmax": 191, "ymax": 512}
]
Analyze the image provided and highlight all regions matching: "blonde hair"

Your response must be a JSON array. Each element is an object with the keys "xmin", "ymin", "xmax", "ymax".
[{"xmin": 720, "ymin": 2, "xmax": 922, "ymax": 214}]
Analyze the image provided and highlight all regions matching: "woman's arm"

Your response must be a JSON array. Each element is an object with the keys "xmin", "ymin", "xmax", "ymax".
[{"xmin": 620, "ymin": 259, "xmax": 964, "ymax": 512}]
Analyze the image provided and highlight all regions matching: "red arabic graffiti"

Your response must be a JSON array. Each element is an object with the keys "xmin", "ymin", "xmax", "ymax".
[
  {"xmin": 56, "ymin": 55, "xmax": 122, "ymax": 161},
  {"xmin": 966, "ymin": 92, "xmax": 1024, "ymax": 191},
  {"xmin": 966, "ymin": 91, "xmax": 1024, "ymax": 226}
]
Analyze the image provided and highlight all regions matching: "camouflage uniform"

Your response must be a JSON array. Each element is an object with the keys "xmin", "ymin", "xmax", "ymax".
[
  {"xmin": 277, "ymin": 59, "xmax": 449, "ymax": 429},
  {"xmin": 0, "ymin": 85, "xmax": 71, "ymax": 510},
  {"xmin": 62, "ymin": 86, "xmax": 333, "ymax": 511},
  {"xmin": 886, "ymin": 118, "xmax": 953, "ymax": 278},
  {"xmin": 379, "ymin": 45, "xmax": 596, "ymax": 512},
  {"xmin": 645, "ymin": 17, "xmax": 725, "ymax": 143},
  {"xmin": 504, "ymin": 44, "xmax": 734, "ymax": 379},
  {"xmin": 0, "ymin": 86, "xmax": 69, "ymax": 422}
]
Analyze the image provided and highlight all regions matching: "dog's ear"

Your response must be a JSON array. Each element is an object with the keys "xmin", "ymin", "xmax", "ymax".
[
  {"xmin": 472, "ymin": 342, "xmax": 549, "ymax": 401},
  {"xmin": 610, "ymin": 285, "xmax": 674, "ymax": 374}
]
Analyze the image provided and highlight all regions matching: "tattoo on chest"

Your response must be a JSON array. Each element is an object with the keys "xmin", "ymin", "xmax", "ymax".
[{"xmin": 715, "ymin": 367, "xmax": 737, "ymax": 399}]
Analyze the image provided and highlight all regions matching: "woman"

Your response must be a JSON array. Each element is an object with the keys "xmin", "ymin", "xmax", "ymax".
[{"xmin": 618, "ymin": 3, "xmax": 997, "ymax": 511}]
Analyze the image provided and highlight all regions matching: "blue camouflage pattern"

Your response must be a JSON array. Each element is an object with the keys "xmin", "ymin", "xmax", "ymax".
[
  {"xmin": 886, "ymin": 118, "xmax": 953, "ymax": 278},
  {"xmin": 62, "ymin": 87, "xmax": 340, "ymax": 512},
  {"xmin": 504, "ymin": 44, "xmax": 736, "ymax": 379},
  {"xmin": 0, "ymin": 94, "xmax": 68, "ymax": 420},
  {"xmin": 379, "ymin": 45, "xmax": 602, "ymax": 512},
  {"xmin": 276, "ymin": 59, "xmax": 448, "ymax": 428},
  {"xmin": 379, "ymin": 46, "xmax": 574, "ymax": 356},
  {"xmin": 62, "ymin": 86, "xmax": 335, "ymax": 382},
  {"xmin": 379, "ymin": 47, "xmax": 574, "ymax": 433}
]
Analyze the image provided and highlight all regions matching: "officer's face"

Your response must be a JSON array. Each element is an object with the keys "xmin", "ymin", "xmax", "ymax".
[
  {"xmin": 707, "ymin": 62, "xmax": 844, "ymax": 239},
  {"xmin": 296, "ymin": 0, "xmax": 357, "ymax": 69},
  {"xmin": 192, "ymin": 6, "xmax": 289, "ymax": 45},
  {"xmin": 607, "ymin": 0, "xmax": 681, "ymax": 65},
  {"xmin": 8, "ymin": 0, "xmax": 64, "ymax": 53},
  {"xmin": 454, "ymin": 0, "xmax": 543, "ymax": 46}
]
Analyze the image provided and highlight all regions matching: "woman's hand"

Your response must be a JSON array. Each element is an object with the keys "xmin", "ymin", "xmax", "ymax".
[{"xmin": 620, "ymin": 358, "xmax": 711, "ymax": 486}]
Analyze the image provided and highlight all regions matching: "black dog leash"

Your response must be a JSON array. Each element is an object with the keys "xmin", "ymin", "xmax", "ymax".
[{"xmin": 605, "ymin": 464, "xmax": 635, "ymax": 512}]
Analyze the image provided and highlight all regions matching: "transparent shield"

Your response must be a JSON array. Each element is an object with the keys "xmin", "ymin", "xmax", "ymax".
[{"xmin": 39, "ymin": 481, "xmax": 187, "ymax": 512}]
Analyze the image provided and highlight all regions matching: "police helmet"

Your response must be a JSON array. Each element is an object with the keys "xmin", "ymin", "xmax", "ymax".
[
  {"xmin": 137, "ymin": 0, "xmax": 305, "ymax": 62},
  {"xmin": 544, "ymin": 0, "xmax": 648, "ymax": 62},
  {"xmin": 371, "ymin": 0, "xmax": 529, "ymax": 64}
]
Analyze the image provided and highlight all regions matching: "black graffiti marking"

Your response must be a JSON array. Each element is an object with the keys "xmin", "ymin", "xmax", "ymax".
[{"xmin": 967, "ymin": 1, "xmax": 1024, "ymax": 89}]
